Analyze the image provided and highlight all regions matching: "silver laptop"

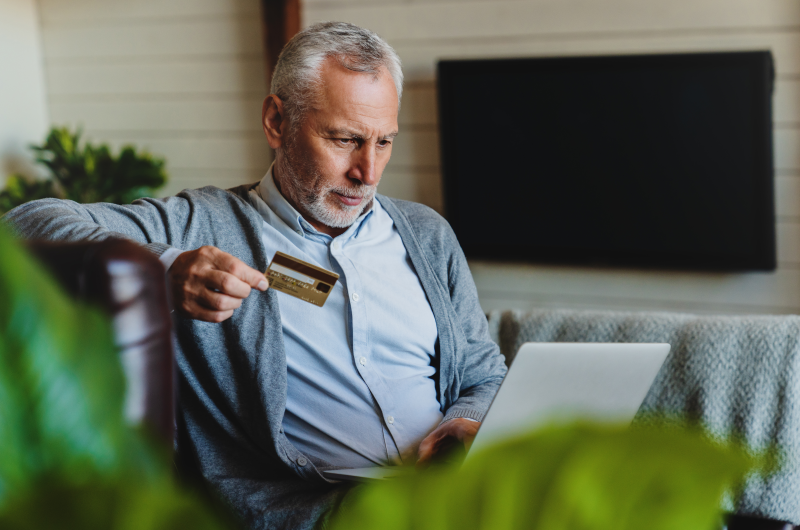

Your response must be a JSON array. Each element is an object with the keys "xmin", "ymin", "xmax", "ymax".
[{"xmin": 323, "ymin": 342, "xmax": 670, "ymax": 482}]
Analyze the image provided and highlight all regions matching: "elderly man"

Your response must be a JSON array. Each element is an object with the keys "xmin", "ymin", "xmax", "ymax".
[{"xmin": 5, "ymin": 22, "xmax": 507, "ymax": 529}]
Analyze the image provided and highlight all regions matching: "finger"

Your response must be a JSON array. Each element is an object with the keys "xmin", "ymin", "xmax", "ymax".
[
  {"xmin": 416, "ymin": 436, "xmax": 436, "ymax": 468},
  {"xmin": 463, "ymin": 425, "xmax": 481, "ymax": 450},
  {"xmin": 213, "ymin": 252, "xmax": 269, "ymax": 291},
  {"xmin": 173, "ymin": 289, "xmax": 236, "ymax": 322},
  {"xmin": 187, "ymin": 306, "xmax": 235, "ymax": 323},
  {"xmin": 197, "ymin": 290, "xmax": 244, "ymax": 312},
  {"xmin": 416, "ymin": 451, "xmax": 431, "ymax": 469},
  {"xmin": 205, "ymin": 270, "xmax": 252, "ymax": 299}
]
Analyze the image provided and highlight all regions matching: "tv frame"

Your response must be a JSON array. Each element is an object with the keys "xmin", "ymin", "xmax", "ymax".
[{"xmin": 437, "ymin": 51, "xmax": 776, "ymax": 271}]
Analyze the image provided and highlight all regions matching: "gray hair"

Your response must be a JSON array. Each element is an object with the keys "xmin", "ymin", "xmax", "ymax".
[{"xmin": 270, "ymin": 22, "xmax": 403, "ymax": 125}]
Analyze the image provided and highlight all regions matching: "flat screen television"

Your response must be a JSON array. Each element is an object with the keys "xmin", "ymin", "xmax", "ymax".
[{"xmin": 437, "ymin": 51, "xmax": 775, "ymax": 271}]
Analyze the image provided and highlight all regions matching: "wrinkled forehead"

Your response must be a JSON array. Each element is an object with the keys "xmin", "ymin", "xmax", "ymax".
[{"xmin": 310, "ymin": 60, "xmax": 399, "ymax": 129}]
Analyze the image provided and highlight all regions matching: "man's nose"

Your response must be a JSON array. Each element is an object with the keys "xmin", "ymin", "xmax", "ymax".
[{"xmin": 349, "ymin": 147, "xmax": 379, "ymax": 186}]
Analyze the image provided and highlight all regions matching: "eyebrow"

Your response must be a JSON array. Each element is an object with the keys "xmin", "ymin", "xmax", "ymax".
[{"xmin": 326, "ymin": 128, "xmax": 399, "ymax": 141}]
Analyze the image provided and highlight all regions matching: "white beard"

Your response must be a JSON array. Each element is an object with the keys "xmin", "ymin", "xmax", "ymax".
[{"xmin": 278, "ymin": 143, "xmax": 376, "ymax": 229}]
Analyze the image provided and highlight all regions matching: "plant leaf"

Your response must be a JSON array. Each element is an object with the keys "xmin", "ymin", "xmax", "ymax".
[{"xmin": 330, "ymin": 423, "xmax": 755, "ymax": 530}]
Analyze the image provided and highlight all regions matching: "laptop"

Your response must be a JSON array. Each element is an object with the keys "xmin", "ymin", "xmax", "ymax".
[{"xmin": 323, "ymin": 342, "xmax": 671, "ymax": 482}]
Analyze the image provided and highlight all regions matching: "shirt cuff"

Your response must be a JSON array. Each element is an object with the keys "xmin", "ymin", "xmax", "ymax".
[{"xmin": 159, "ymin": 247, "xmax": 184, "ymax": 272}]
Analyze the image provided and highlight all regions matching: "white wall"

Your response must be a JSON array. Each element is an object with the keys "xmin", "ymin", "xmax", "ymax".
[
  {"xmin": 0, "ymin": 0, "xmax": 49, "ymax": 184},
  {"xmin": 36, "ymin": 0, "xmax": 271, "ymax": 196},
  {"xmin": 305, "ymin": 0, "xmax": 800, "ymax": 315}
]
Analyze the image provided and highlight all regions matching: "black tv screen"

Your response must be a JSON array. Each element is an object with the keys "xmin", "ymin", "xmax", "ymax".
[{"xmin": 438, "ymin": 51, "xmax": 775, "ymax": 271}]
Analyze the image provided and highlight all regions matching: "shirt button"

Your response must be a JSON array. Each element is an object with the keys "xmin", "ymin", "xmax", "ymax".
[
  {"xmin": 332, "ymin": 241, "xmax": 341, "ymax": 251},
  {"xmin": 351, "ymin": 292, "xmax": 359, "ymax": 302},
  {"xmin": 297, "ymin": 456, "xmax": 307, "ymax": 467},
  {"xmin": 359, "ymin": 357, "xmax": 366, "ymax": 366},
  {"xmin": 387, "ymin": 416, "xmax": 394, "ymax": 425}
]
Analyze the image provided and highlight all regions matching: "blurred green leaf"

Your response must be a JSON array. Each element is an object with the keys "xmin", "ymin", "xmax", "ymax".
[
  {"xmin": 330, "ymin": 423, "xmax": 756, "ymax": 530},
  {"xmin": 0, "ymin": 227, "xmax": 233, "ymax": 529},
  {"xmin": 0, "ymin": 475, "xmax": 236, "ymax": 530},
  {"xmin": 0, "ymin": 225, "xmax": 130, "ymax": 501},
  {"xmin": 0, "ymin": 126, "xmax": 167, "ymax": 213}
]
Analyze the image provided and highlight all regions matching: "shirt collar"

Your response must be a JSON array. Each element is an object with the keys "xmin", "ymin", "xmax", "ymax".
[{"xmin": 257, "ymin": 164, "xmax": 375, "ymax": 240}]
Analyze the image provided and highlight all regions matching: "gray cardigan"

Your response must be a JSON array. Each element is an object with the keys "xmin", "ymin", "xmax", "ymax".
[{"xmin": 4, "ymin": 185, "xmax": 508, "ymax": 529}]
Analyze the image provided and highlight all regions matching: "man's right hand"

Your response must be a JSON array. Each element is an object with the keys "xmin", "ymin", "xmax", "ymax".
[{"xmin": 168, "ymin": 246, "xmax": 269, "ymax": 323}]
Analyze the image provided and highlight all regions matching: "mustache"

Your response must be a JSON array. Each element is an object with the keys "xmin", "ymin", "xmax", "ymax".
[{"xmin": 327, "ymin": 184, "xmax": 376, "ymax": 199}]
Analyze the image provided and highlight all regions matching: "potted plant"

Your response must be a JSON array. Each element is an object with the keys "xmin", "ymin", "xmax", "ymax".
[{"xmin": 0, "ymin": 127, "xmax": 167, "ymax": 213}]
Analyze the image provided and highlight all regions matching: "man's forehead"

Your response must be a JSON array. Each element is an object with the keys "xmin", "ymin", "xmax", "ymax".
[
  {"xmin": 308, "ymin": 62, "xmax": 399, "ymax": 137},
  {"xmin": 314, "ymin": 60, "xmax": 398, "ymax": 112}
]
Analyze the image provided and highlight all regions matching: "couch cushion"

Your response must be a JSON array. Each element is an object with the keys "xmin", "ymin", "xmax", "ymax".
[{"xmin": 487, "ymin": 308, "xmax": 800, "ymax": 524}]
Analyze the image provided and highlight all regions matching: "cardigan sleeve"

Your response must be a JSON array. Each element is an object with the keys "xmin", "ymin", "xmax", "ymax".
[
  {"xmin": 440, "ymin": 223, "xmax": 508, "ymax": 424},
  {"xmin": 2, "ymin": 196, "xmax": 189, "ymax": 257}
]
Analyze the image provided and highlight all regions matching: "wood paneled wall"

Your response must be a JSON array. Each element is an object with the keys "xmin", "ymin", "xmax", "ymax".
[
  {"xmin": 1, "ymin": 0, "xmax": 49, "ymax": 183},
  {"xmin": 37, "ymin": 0, "xmax": 272, "ymax": 196},
  {"xmin": 305, "ymin": 0, "xmax": 800, "ymax": 314}
]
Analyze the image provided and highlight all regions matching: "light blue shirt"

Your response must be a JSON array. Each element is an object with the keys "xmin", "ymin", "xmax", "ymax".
[{"xmin": 245, "ymin": 167, "xmax": 443, "ymax": 469}]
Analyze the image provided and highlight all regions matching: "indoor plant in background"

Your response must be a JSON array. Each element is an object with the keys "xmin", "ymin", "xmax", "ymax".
[{"xmin": 0, "ymin": 127, "xmax": 167, "ymax": 213}]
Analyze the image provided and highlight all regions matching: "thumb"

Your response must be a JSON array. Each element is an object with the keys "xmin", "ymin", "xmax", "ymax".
[
  {"xmin": 234, "ymin": 262, "xmax": 270, "ymax": 291},
  {"xmin": 249, "ymin": 268, "xmax": 270, "ymax": 291}
]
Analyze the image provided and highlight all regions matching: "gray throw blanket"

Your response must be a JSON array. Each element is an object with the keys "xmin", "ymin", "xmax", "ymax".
[{"xmin": 487, "ymin": 308, "xmax": 800, "ymax": 523}]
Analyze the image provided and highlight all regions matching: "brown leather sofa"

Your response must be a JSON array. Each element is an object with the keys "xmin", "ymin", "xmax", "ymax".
[{"xmin": 28, "ymin": 238, "xmax": 175, "ymax": 445}]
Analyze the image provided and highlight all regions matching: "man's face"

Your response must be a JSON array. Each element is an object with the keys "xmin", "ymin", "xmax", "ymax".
[{"xmin": 275, "ymin": 59, "xmax": 399, "ymax": 233}]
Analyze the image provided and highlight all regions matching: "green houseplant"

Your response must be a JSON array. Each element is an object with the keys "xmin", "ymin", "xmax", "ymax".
[
  {"xmin": 0, "ymin": 127, "xmax": 167, "ymax": 214},
  {"xmin": 329, "ymin": 423, "xmax": 757, "ymax": 530}
]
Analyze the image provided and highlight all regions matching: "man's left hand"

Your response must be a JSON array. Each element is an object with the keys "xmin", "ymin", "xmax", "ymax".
[{"xmin": 416, "ymin": 418, "xmax": 481, "ymax": 469}]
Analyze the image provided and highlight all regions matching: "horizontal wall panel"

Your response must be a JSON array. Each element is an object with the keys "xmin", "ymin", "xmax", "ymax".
[
  {"xmin": 39, "ymin": 0, "xmax": 259, "ymax": 23},
  {"xmin": 476, "ymin": 289, "xmax": 800, "ymax": 315},
  {"xmin": 469, "ymin": 260, "xmax": 800, "ymax": 311},
  {"xmin": 97, "ymin": 136, "xmax": 271, "ymax": 171},
  {"xmin": 48, "ymin": 98, "xmax": 265, "ymax": 132},
  {"xmin": 378, "ymin": 167, "xmax": 443, "ymax": 212},
  {"xmin": 775, "ymin": 79, "xmax": 799, "ymax": 124},
  {"xmin": 158, "ymin": 168, "xmax": 266, "ymax": 198},
  {"xmin": 389, "ymin": 128, "xmax": 440, "ymax": 168},
  {"xmin": 776, "ymin": 128, "xmax": 800, "ymax": 170},
  {"xmin": 387, "ymin": 31, "xmax": 800, "ymax": 81},
  {"xmin": 777, "ymin": 176, "xmax": 800, "ymax": 217},
  {"xmin": 305, "ymin": 0, "xmax": 401, "ymax": 6},
  {"xmin": 778, "ymin": 221, "xmax": 800, "ymax": 264},
  {"xmin": 42, "ymin": 18, "xmax": 262, "ymax": 59},
  {"xmin": 46, "ymin": 58, "xmax": 267, "ymax": 96},
  {"xmin": 399, "ymin": 83, "xmax": 437, "ymax": 126},
  {"xmin": 305, "ymin": 0, "xmax": 800, "ymax": 43}
]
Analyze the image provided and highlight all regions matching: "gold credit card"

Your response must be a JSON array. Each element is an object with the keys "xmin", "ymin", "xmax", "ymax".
[{"xmin": 266, "ymin": 251, "xmax": 339, "ymax": 307}]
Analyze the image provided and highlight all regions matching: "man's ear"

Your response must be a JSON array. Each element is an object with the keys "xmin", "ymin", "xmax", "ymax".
[{"xmin": 262, "ymin": 95, "xmax": 286, "ymax": 149}]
